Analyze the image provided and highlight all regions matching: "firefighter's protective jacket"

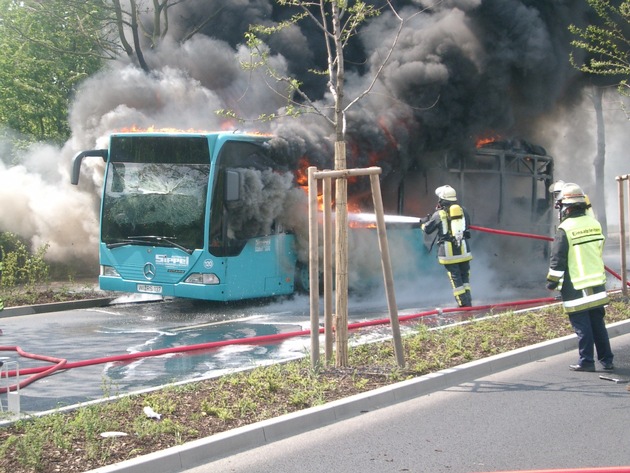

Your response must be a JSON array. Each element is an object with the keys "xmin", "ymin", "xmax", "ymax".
[
  {"xmin": 546, "ymin": 208, "xmax": 608, "ymax": 313},
  {"xmin": 422, "ymin": 202, "xmax": 472, "ymax": 265}
]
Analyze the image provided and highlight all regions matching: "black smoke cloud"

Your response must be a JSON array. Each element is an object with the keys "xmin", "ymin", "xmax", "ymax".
[
  {"xmin": 0, "ymin": 0, "xmax": 614, "ymax": 270},
  {"xmin": 74, "ymin": 0, "xmax": 595, "ymax": 167}
]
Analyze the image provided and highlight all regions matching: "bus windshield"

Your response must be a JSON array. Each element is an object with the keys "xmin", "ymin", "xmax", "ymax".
[{"xmin": 101, "ymin": 136, "xmax": 210, "ymax": 251}]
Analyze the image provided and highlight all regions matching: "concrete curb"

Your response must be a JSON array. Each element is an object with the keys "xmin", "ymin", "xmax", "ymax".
[
  {"xmin": 86, "ymin": 319, "xmax": 630, "ymax": 473},
  {"xmin": 0, "ymin": 298, "xmax": 115, "ymax": 318}
]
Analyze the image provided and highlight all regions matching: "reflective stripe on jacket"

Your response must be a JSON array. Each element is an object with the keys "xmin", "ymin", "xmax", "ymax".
[{"xmin": 437, "ymin": 207, "xmax": 472, "ymax": 264}]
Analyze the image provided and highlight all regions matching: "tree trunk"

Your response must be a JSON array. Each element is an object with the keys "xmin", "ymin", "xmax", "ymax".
[
  {"xmin": 330, "ymin": 1, "xmax": 349, "ymax": 367},
  {"xmin": 112, "ymin": 0, "xmax": 135, "ymax": 59},
  {"xmin": 592, "ymin": 86, "xmax": 607, "ymax": 232},
  {"xmin": 334, "ymin": 142, "xmax": 349, "ymax": 367},
  {"xmin": 130, "ymin": 0, "xmax": 150, "ymax": 72}
]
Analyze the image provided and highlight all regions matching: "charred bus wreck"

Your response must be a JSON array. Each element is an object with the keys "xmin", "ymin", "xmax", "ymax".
[{"xmin": 380, "ymin": 138, "xmax": 555, "ymax": 285}]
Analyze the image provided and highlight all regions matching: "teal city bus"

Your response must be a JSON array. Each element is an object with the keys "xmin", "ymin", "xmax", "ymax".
[
  {"xmin": 71, "ymin": 132, "xmax": 303, "ymax": 301},
  {"xmin": 71, "ymin": 132, "xmax": 554, "ymax": 302}
]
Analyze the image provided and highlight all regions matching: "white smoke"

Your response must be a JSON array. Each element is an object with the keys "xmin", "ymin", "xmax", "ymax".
[{"xmin": 0, "ymin": 140, "xmax": 99, "ymax": 265}]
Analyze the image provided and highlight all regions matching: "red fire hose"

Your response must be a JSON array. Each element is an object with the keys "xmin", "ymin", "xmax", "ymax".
[
  {"xmin": 0, "ymin": 346, "xmax": 67, "ymax": 393},
  {"xmin": 0, "ymin": 225, "xmax": 626, "ymax": 393},
  {"xmin": 470, "ymin": 225, "xmax": 553, "ymax": 242},
  {"xmin": 470, "ymin": 225, "xmax": 630, "ymax": 287},
  {"xmin": 484, "ymin": 467, "xmax": 630, "ymax": 473}
]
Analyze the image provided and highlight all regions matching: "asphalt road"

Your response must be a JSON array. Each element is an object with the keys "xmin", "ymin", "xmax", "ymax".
[
  {"xmin": 0, "ymin": 260, "xmax": 625, "ymax": 415},
  {"xmin": 0, "ymin": 240, "xmax": 625, "ymax": 416}
]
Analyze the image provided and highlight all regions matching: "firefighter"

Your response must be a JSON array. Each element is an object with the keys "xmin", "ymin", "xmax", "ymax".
[
  {"xmin": 546, "ymin": 182, "xmax": 613, "ymax": 372},
  {"xmin": 420, "ymin": 185, "xmax": 473, "ymax": 307}
]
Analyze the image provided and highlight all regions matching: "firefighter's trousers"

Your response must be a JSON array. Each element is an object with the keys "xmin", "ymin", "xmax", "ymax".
[{"xmin": 443, "ymin": 261, "xmax": 472, "ymax": 307}]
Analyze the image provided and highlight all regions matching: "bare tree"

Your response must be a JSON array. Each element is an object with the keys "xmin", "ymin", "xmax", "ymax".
[{"xmin": 111, "ymin": 0, "xmax": 190, "ymax": 71}]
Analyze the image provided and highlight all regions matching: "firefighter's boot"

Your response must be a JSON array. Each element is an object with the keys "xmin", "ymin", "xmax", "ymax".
[{"xmin": 458, "ymin": 291, "xmax": 472, "ymax": 308}]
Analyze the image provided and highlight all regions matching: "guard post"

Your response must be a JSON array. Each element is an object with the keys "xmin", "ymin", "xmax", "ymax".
[
  {"xmin": 307, "ymin": 166, "xmax": 405, "ymax": 369},
  {"xmin": 0, "ymin": 358, "xmax": 20, "ymax": 416},
  {"xmin": 616, "ymin": 174, "xmax": 630, "ymax": 296}
]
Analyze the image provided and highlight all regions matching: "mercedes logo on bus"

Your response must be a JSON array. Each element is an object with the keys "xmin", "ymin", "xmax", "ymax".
[{"xmin": 143, "ymin": 262, "xmax": 156, "ymax": 280}]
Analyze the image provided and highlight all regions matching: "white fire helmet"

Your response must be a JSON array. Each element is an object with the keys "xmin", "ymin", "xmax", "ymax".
[
  {"xmin": 435, "ymin": 185, "xmax": 457, "ymax": 202},
  {"xmin": 558, "ymin": 182, "xmax": 586, "ymax": 205},
  {"xmin": 549, "ymin": 180, "xmax": 565, "ymax": 199}
]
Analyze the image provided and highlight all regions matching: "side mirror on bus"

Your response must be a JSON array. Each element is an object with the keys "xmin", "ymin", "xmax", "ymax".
[
  {"xmin": 225, "ymin": 169, "xmax": 242, "ymax": 202},
  {"xmin": 71, "ymin": 149, "xmax": 108, "ymax": 185}
]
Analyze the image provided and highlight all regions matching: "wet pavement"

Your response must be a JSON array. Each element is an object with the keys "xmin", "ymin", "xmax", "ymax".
[
  {"xmin": 0, "ymin": 282, "xmax": 557, "ymax": 415},
  {"xmin": 1, "ymin": 295, "xmax": 315, "ymax": 413}
]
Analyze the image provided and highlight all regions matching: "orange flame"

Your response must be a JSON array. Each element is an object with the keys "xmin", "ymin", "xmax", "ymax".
[
  {"xmin": 295, "ymin": 155, "xmax": 371, "ymax": 214},
  {"xmin": 475, "ymin": 133, "xmax": 503, "ymax": 148},
  {"xmin": 116, "ymin": 125, "xmax": 213, "ymax": 133},
  {"xmin": 114, "ymin": 125, "xmax": 271, "ymax": 135},
  {"xmin": 295, "ymin": 157, "xmax": 310, "ymax": 187}
]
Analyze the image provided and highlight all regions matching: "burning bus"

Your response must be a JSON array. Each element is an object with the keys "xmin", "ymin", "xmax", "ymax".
[
  {"xmin": 70, "ymin": 131, "xmax": 554, "ymax": 302},
  {"xmin": 379, "ymin": 137, "xmax": 555, "ymax": 282},
  {"xmin": 382, "ymin": 138, "xmax": 554, "ymax": 230}
]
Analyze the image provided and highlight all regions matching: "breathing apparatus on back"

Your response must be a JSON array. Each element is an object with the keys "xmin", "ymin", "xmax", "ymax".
[{"xmin": 435, "ymin": 185, "xmax": 466, "ymax": 247}]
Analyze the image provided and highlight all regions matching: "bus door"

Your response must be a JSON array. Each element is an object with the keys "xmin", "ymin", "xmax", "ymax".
[{"xmin": 208, "ymin": 143, "xmax": 298, "ymax": 299}]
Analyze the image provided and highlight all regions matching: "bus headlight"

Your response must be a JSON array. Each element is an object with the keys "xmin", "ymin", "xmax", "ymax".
[
  {"xmin": 100, "ymin": 265, "xmax": 121, "ymax": 277},
  {"xmin": 184, "ymin": 273, "xmax": 220, "ymax": 285}
]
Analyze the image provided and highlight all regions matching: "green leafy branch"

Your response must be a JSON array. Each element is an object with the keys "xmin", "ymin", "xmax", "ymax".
[{"xmin": 569, "ymin": 0, "xmax": 630, "ymax": 95}]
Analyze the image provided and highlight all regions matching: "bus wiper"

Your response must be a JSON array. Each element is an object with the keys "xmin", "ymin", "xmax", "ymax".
[
  {"xmin": 130, "ymin": 235, "xmax": 193, "ymax": 254},
  {"xmin": 106, "ymin": 238, "xmax": 162, "ymax": 249},
  {"xmin": 108, "ymin": 236, "xmax": 193, "ymax": 254},
  {"xmin": 106, "ymin": 239, "xmax": 138, "ymax": 249}
]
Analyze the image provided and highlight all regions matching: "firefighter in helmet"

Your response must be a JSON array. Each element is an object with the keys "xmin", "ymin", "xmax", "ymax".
[
  {"xmin": 546, "ymin": 182, "xmax": 613, "ymax": 371},
  {"xmin": 420, "ymin": 185, "xmax": 473, "ymax": 307}
]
